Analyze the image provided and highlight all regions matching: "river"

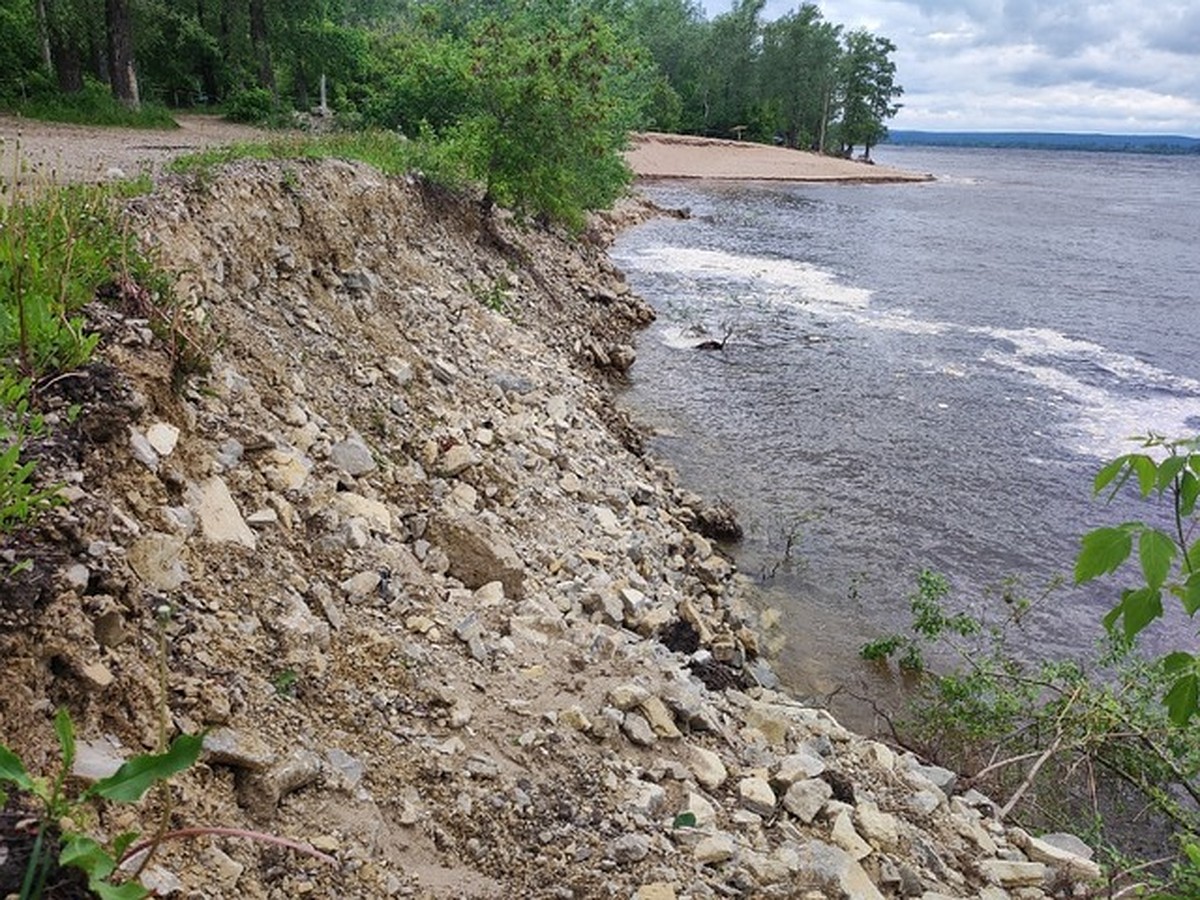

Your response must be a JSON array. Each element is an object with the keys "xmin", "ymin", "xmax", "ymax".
[{"xmin": 611, "ymin": 145, "xmax": 1200, "ymax": 719}]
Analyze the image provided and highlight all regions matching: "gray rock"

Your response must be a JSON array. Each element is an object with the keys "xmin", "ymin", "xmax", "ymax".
[
  {"xmin": 128, "ymin": 532, "xmax": 188, "ymax": 591},
  {"xmin": 782, "ymin": 778, "xmax": 832, "ymax": 824},
  {"xmin": 330, "ymin": 435, "xmax": 376, "ymax": 476},
  {"xmin": 622, "ymin": 711, "xmax": 657, "ymax": 746},
  {"xmin": 611, "ymin": 833, "xmax": 651, "ymax": 864},
  {"xmin": 795, "ymin": 840, "xmax": 885, "ymax": 900}
]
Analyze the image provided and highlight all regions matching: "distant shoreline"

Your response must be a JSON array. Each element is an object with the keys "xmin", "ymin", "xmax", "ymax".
[
  {"xmin": 625, "ymin": 131, "xmax": 933, "ymax": 183},
  {"xmin": 885, "ymin": 129, "xmax": 1200, "ymax": 154}
]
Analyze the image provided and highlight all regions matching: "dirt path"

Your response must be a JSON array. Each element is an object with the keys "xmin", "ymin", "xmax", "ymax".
[{"xmin": 0, "ymin": 113, "xmax": 273, "ymax": 186}]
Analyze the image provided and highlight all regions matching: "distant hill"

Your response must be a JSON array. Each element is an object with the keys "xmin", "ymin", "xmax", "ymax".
[{"xmin": 884, "ymin": 130, "xmax": 1200, "ymax": 155}]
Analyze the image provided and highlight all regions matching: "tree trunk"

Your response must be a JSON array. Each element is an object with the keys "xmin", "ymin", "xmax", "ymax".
[
  {"xmin": 105, "ymin": 0, "xmax": 140, "ymax": 107},
  {"xmin": 34, "ymin": 0, "xmax": 53, "ymax": 75},
  {"xmin": 249, "ymin": 0, "xmax": 275, "ymax": 94}
]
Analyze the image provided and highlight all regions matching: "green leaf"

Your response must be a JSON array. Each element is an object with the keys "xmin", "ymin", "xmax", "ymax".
[
  {"xmin": 1131, "ymin": 455, "xmax": 1157, "ymax": 496},
  {"xmin": 1139, "ymin": 529, "xmax": 1176, "ymax": 590},
  {"xmin": 88, "ymin": 733, "xmax": 202, "ymax": 803},
  {"xmin": 1178, "ymin": 571, "xmax": 1200, "ymax": 616},
  {"xmin": 111, "ymin": 831, "xmax": 140, "ymax": 859},
  {"xmin": 1164, "ymin": 672, "xmax": 1200, "ymax": 726},
  {"xmin": 1180, "ymin": 471, "xmax": 1199, "ymax": 517},
  {"xmin": 1156, "ymin": 454, "xmax": 1187, "ymax": 491},
  {"xmin": 1093, "ymin": 454, "xmax": 1130, "ymax": 494},
  {"xmin": 0, "ymin": 743, "xmax": 35, "ymax": 791},
  {"xmin": 60, "ymin": 834, "xmax": 117, "ymax": 881},
  {"xmin": 1120, "ymin": 587, "xmax": 1163, "ymax": 640},
  {"xmin": 672, "ymin": 811, "xmax": 697, "ymax": 828},
  {"xmin": 1163, "ymin": 651, "xmax": 1195, "ymax": 674},
  {"xmin": 92, "ymin": 880, "xmax": 150, "ymax": 900},
  {"xmin": 54, "ymin": 708, "xmax": 76, "ymax": 773},
  {"xmin": 1075, "ymin": 527, "xmax": 1134, "ymax": 583}
]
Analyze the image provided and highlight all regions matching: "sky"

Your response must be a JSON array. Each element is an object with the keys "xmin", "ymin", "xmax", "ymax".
[{"xmin": 704, "ymin": 0, "xmax": 1200, "ymax": 136}]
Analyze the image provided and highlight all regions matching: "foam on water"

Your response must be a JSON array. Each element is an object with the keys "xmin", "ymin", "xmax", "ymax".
[{"xmin": 626, "ymin": 246, "xmax": 872, "ymax": 309}]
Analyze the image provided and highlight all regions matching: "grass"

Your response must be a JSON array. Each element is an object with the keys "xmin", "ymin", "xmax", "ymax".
[
  {"xmin": 167, "ymin": 130, "xmax": 472, "ymax": 190},
  {"xmin": 5, "ymin": 80, "xmax": 179, "ymax": 130}
]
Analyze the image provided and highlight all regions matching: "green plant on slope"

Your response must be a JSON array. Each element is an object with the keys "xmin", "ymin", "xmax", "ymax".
[
  {"xmin": 0, "ymin": 375, "xmax": 62, "ymax": 539},
  {"xmin": 859, "ymin": 568, "xmax": 1200, "ymax": 883},
  {"xmin": 0, "ymin": 708, "xmax": 202, "ymax": 900},
  {"xmin": 1075, "ymin": 434, "xmax": 1200, "ymax": 726}
]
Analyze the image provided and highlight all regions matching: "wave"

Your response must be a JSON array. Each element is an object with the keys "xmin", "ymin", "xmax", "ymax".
[{"xmin": 623, "ymin": 246, "xmax": 872, "ymax": 309}]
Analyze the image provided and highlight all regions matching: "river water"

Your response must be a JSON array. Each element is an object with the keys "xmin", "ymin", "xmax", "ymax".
[{"xmin": 611, "ymin": 145, "xmax": 1200, "ymax": 711}]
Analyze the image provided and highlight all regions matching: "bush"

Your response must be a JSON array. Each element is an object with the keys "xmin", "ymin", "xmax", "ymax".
[{"xmin": 223, "ymin": 86, "xmax": 279, "ymax": 124}]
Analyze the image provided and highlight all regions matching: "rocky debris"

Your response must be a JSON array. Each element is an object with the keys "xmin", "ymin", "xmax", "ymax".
[{"xmin": 0, "ymin": 160, "xmax": 1104, "ymax": 900}]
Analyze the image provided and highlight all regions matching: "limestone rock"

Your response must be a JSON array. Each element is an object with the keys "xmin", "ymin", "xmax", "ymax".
[
  {"xmin": 782, "ymin": 778, "xmax": 832, "ymax": 824},
  {"xmin": 427, "ymin": 513, "xmax": 525, "ymax": 598},
  {"xmin": 737, "ymin": 776, "xmax": 777, "ymax": 817},
  {"xmin": 188, "ymin": 476, "xmax": 256, "ymax": 548}
]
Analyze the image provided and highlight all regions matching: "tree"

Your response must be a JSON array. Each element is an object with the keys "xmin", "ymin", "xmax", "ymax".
[
  {"xmin": 836, "ymin": 28, "xmax": 902, "ymax": 159},
  {"xmin": 105, "ymin": 0, "xmax": 139, "ymax": 106},
  {"xmin": 695, "ymin": 0, "xmax": 764, "ymax": 137},
  {"xmin": 448, "ymin": 6, "xmax": 643, "ymax": 230},
  {"xmin": 759, "ymin": 4, "xmax": 840, "ymax": 150}
]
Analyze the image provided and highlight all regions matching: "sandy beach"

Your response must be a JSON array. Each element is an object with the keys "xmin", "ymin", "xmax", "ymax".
[{"xmin": 626, "ymin": 130, "xmax": 932, "ymax": 182}]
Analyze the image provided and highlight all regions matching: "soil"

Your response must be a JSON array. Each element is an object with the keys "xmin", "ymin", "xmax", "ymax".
[{"xmin": 0, "ymin": 114, "xmax": 273, "ymax": 186}]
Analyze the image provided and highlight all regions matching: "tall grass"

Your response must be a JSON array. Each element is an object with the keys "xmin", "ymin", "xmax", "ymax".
[{"xmin": 7, "ymin": 80, "xmax": 178, "ymax": 130}]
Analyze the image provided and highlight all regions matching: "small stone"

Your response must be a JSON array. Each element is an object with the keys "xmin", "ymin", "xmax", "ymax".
[
  {"xmin": 694, "ymin": 833, "xmax": 736, "ymax": 865},
  {"xmin": 188, "ymin": 477, "xmax": 256, "ymax": 549},
  {"xmin": 310, "ymin": 835, "xmax": 340, "ymax": 853},
  {"xmin": 782, "ymin": 778, "xmax": 832, "ymax": 824},
  {"xmin": 688, "ymin": 745, "xmax": 728, "ymax": 791},
  {"xmin": 609, "ymin": 683, "xmax": 651, "ymax": 710},
  {"xmin": 63, "ymin": 563, "xmax": 90, "ymax": 592},
  {"xmin": 636, "ymin": 884, "xmax": 677, "ymax": 900},
  {"xmin": 830, "ymin": 808, "xmax": 872, "ymax": 860},
  {"xmin": 774, "ymin": 748, "xmax": 827, "ymax": 786},
  {"xmin": 145, "ymin": 422, "xmax": 181, "ymax": 456},
  {"xmin": 737, "ymin": 776, "xmax": 776, "ymax": 817},
  {"xmin": 330, "ymin": 435, "xmax": 376, "ymax": 476},
  {"xmin": 854, "ymin": 801, "xmax": 900, "ymax": 850},
  {"xmin": 639, "ymin": 696, "xmax": 682, "ymax": 739},
  {"xmin": 978, "ymin": 859, "xmax": 1048, "ymax": 887},
  {"xmin": 80, "ymin": 660, "xmax": 114, "ymax": 691},
  {"xmin": 203, "ymin": 728, "xmax": 277, "ymax": 772},
  {"xmin": 622, "ymin": 711, "xmax": 657, "ymax": 746},
  {"xmin": 611, "ymin": 833, "xmax": 651, "ymax": 864},
  {"xmin": 73, "ymin": 736, "xmax": 126, "ymax": 780},
  {"xmin": 129, "ymin": 428, "xmax": 159, "ymax": 470},
  {"xmin": 438, "ymin": 444, "xmax": 477, "ymax": 477}
]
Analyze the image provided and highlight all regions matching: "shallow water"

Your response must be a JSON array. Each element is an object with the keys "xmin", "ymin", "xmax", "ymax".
[{"xmin": 611, "ymin": 146, "xmax": 1200, "ymax": 715}]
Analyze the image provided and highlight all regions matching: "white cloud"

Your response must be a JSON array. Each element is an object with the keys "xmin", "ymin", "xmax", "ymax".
[{"xmin": 702, "ymin": 0, "xmax": 1200, "ymax": 134}]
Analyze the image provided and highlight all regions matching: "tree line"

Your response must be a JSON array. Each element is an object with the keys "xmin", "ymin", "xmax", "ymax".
[{"xmin": 1, "ymin": 0, "xmax": 903, "ymax": 159}]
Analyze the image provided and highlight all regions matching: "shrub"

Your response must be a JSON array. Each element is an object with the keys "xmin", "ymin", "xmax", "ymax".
[{"xmin": 223, "ymin": 86, "xmax": 279, "ymax": 124}]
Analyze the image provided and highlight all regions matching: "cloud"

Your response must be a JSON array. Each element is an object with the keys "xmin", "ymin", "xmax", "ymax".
[{"xmin": 703, "ymin": 0, "xmax": 1200, "ymax": 133}]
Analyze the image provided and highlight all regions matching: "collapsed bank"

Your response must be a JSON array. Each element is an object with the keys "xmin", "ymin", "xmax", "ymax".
[{"xmin": 0, "ymin": 160, "xmax": 1101, "ymax": 899}]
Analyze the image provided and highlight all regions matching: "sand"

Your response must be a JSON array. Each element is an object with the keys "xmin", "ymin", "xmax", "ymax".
[{"xmin": 625, "ymin": 131, "xmax": 932, "ymax": 183}]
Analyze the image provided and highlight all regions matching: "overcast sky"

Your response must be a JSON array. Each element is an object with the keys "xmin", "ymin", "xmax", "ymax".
[{"xmin": 704, "ymin": 0, "xmax": 1200, "ymax": 135}]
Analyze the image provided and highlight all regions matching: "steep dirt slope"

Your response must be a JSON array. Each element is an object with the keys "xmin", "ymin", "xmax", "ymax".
[{"xmin": 0, "ymin": 160, "xmax": 1099, "ymax": 900}]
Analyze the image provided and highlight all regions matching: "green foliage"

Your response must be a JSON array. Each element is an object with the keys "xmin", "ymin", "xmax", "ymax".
[
  {"xmin": 223, "ymin": 86, "xmax": 281, "ymax": 124},
  {"xmin": 0, "ymin": 708, "xmax": 202, "ymax": 900},
  {"xmin": 1076, "ymin": 435, "xmax": 1200, "ymax": 725},
  {"xmin": 444, "ymin": 9, "xmax": 641, "ymax": 231},
  {"xmin": 8, "ymin": 79, "xmax": 178, "ymax": 129},
  {"xmin": 860, "ymin": 569, "xmax": 978, "ymax": 672},
  {"xmin": 861, "ymin": 567, "xmax": 1200, "ymax": 880},
  {"xmin": 0, "ymin": 375, "xmax": 62, "ymax": 536}
]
